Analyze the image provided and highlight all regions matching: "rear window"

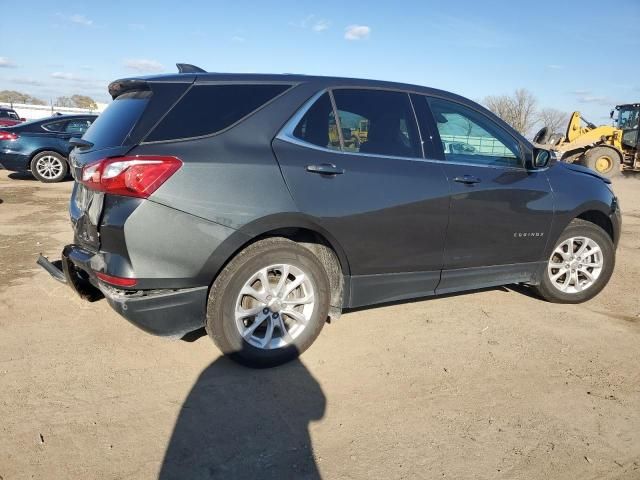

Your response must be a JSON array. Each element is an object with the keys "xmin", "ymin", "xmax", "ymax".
[
  {"xmin": 42, "ymin": 120, "xmax": 67, "ymax": 132},
  {"xmin": 82, "ymin": 91, "xmax": 151, "ymax": 149},
  {"xmin": 144, "ymin": 84, "xmax": 290, "ymax": 142}
]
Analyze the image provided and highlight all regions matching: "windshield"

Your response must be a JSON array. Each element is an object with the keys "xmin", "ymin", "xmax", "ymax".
[
  {"xmin": 617, "ymin": 106, "xmax": 640, "ymax": 130},
  {"xmin": 0, "ymin": 110, "xmax": 19, "ymax": 120}
]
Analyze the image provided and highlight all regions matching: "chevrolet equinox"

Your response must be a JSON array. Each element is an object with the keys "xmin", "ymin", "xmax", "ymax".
[{"xmin": 38, "ymin": 64, "xmax": 621, "ymax": 367}]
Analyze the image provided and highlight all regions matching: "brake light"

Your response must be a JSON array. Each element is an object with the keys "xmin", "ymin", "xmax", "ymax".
[
  {"xmin": 0, "ymin": 131, "xmax": 18, "ymax": 141},
  {"xmin": 80, "ymin": 155, "xmax": 181, "ymax": 198},
  {"xmin": 95, "ymin": 272, "xmax": 137, "ymax": 287}
]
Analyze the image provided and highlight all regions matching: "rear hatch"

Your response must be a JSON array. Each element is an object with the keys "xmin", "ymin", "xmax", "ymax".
[{"xmin": 70, "ymin": 77, "xmax": 194, "ymax": 249}]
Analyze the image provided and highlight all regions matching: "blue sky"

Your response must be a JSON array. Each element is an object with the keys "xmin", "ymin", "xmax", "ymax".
[{"xmin": 2, "ymin": 0, "xmax": 639, "ymax": 122}]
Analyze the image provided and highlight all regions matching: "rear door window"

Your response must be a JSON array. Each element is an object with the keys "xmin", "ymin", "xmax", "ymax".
[
  {"xmin": 331, "ymin": 89, "xmax": 422, "ymax": 158},
  {"xmin": 292, "ymin": 92, "xmax": 341, "ymax": 150},
  {"xmin": 145, "ymin": 84, "xmax": 290, "ymax": 142},
  {"xmin": 65, "ymin": 119, "xmax": 93, "ymax": 134}
]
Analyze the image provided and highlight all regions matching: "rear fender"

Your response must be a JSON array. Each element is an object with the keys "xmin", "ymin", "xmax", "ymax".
[{"xmin": 197, "ymin": 212, "xmax": 351, "ymax": 287}]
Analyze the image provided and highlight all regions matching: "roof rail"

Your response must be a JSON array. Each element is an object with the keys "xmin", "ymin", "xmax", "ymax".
[{"xmin": 176, "ymin": 63, "xmax": 207, "ymax": 73}]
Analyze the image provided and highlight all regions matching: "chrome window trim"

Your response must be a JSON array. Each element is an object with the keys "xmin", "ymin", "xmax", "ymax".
[
  {"xmin": 41, "ymin": 120, "xmax": 67, "ymax": 133},
  {"xmin": 276, "ymin": 88, "xmax": 428, "ymax": 163},
  {"xmin": 276, "ymin": 88, "xmax": 542, "ymax": 172}
]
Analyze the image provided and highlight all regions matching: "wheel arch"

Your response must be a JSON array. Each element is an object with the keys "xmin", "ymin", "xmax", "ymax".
[
  {"xmin": 199, "ymin": 214, "xmax": 351, "ymax": 318},
  {"xmin": 575, "ymin": 209, "xmax": 614, "ymax": 242},
  {"xmin": 28, "ymin": 148, "xmax": 68, "ymax": 167}
]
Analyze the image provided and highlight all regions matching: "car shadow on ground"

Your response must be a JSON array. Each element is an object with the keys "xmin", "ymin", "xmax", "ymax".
[
  {"xmin": 7, "ymin": 172, "xmax": 37, "ymax": 181},
  {"xmin": 159, "ymin": 348, "xmax": 326, "ymax": 480},
  {"xmin": 6, "ymin": 171, "xmax": 73, "ymax": 182}
]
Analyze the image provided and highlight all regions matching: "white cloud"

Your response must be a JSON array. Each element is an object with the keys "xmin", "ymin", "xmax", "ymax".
[
  {"xmin": 231, "ymin": 35, "xmax": 246, "ymax": 43},
  {"xmin": 571, "ymin": 89, "xmax": 592, "ymax": 95},
  {"xmin": 344, "ymin": 25, "xmax": 370, "ymax": 40},
  {"xmin": 0, "ymin": 57, "xmax": 17, "ymax": 68},
  {"xmin": 312, "ymin": 20, "xmax": 330, "ymax": 32},
  {"xmin": 291, "ymin": 15, "xmax": 330, "ymax": 32},
  {"xmin": 124, "ymin": 59, "xmax": 164, "ymax": 73},
  {"xmin": 51, "ymin": 72, "xmax": 78, "ymax": 81},
  {"xmin": 290, "ymin": 14, "xmax": 314, "ymax": 28},
  {"xmin": 577, "ymin": 95, "xmax": 614, "ymax": 106},
  {"xmin": 49, "ymin": 72, "xmax": 106, "ymax": 90},
  {"xmin": 69, "ymin": 14, "xmax": 93, "ymax": 26},
  {"xmin": 546, "ymin": 64, "xmax": 564, "ymax": 70},
  {"xmin": 10, "ymin": 77, "xmax": 43, "ymax": 86}
]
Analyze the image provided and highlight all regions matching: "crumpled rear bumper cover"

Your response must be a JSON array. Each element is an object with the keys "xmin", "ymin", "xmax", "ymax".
[{"xmin": 37, "ymin": 244, "xmax": 208, "ymax": 337}]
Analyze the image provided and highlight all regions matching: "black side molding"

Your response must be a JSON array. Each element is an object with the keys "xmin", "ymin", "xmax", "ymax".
[{"xmin": 176, "ymin": 63, "xmax": 206, "ymax": 73}]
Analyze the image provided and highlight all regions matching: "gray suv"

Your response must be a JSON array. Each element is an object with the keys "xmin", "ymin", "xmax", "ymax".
[{"xmin": 39, "ymin": 64, "xmax": 621, "ymax": 367}]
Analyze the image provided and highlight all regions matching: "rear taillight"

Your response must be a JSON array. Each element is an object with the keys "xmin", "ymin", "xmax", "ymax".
[
  {"xmin": 95, "ymin": 271, "xmax": 137, "ymax": 287},
  {"xmin": 0, "ymin": 131, "xmax": 18, "ymax": 141},
  {"xmin": 80, "ymin": 155, "xmax": 181, "ymax": 198}
]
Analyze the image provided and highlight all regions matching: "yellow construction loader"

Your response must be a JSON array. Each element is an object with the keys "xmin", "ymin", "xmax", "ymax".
[{"xmin": 533, "ymin": 103, "xmax": 640, "ymax": 178}]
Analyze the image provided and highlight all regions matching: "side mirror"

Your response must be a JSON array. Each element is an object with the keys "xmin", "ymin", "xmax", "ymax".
[{"xmin": 533, "ymin": 148, "xmax": 551, "ymax": 169}]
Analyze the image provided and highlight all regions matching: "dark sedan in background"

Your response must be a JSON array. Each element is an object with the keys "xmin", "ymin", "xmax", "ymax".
[{"xmin": 0, "ymin": 114, "xmax": 96, "ymax": 182}]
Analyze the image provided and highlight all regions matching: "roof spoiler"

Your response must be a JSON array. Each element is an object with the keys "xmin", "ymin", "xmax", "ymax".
[
  {"xmin": 108, "ymin": 79, "xmax": 150, "ymax": 99},
  {"xmin": 176, "ymin": 63, "xmax": 206, "ymax": 73}
]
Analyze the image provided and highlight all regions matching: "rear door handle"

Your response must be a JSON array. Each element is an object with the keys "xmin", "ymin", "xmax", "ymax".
[
  {"xmin": 306, "ymin": 163, "xmax": 345, "ymax": 175},
  {"xmin": 453, "ymin": 175, "xmax": 481, "ymax": 185}
]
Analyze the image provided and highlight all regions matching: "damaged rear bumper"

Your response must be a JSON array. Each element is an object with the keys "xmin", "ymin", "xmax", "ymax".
[{"xmin": 37, "ymin": 245, "xmax": 208, "ymax": 337}]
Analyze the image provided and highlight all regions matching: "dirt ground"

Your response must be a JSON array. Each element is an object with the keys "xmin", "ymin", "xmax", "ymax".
[{"xmin": 1, "ymin": 169, "xmax": 639, "ymax": 480}]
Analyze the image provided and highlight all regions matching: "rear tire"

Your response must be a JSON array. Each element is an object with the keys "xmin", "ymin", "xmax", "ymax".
[
  {"xmin": 582, "ymin": 146, "xmax": 621, "ymax": 178},
  {"xmin": 206, "ymin": 237, "xmax": 330, "ymax": 367},
  {"xmin": 30, "ymin": 151, "xmax": 68, "ymax": 183},
  {"xmin": 533, "ymin": 127, "xmax": 551, "ymax": 145},
  {"xmin": 533, "ymin": 219, "xmax": 614, "ymax": 304}
]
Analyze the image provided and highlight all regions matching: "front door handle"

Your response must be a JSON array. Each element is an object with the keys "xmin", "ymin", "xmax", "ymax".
[
  {"xmin": 453, "ymin": 175, "xmax": 481, "ymax": 185},
  {"xmin": 306, "ymin": 163, "xmax": 345, "ymax": 176}
]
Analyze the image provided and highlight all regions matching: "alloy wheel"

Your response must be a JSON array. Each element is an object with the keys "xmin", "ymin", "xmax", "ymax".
[
  {"xmin": 234, "ymin": 264, "xmax": 315, "ymax": 349},
  {"xmin": 547, "ymin": 236, "xmax": 603, "ymax": 294},
  {"xmin": 35, "ymin": 155, "xmax": 64, "ymax": 180}
]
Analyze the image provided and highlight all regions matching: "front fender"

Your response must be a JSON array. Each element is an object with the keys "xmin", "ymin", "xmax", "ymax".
[{"xmin": 545, "ymin": 163, "xmax": 619, "ymax": 257}]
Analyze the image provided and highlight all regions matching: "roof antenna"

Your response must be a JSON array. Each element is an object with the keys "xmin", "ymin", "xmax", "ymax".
[{"xmin": 176, "ymin": 63, "xmax": 206, "ymax": 73}]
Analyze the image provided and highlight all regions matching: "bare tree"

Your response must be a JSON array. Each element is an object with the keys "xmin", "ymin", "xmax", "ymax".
[
  {"xmin": 70, "ymin": 94, "xmax": 98, "ymax": 109},
  {"xmin": 0, "ymin": 90, "xmax": 46, "ymax": 105},
  {"xmin": 55, "ymin": 94, "xmax": 98, "ymax": 109},
  {"xmin": 536, "ymin": 108, "xmax": 569, "ymax": 134},
  {"xmin": 483, "ymin": 89, "xmax": 538, "ymax": 136},
  {"xmin": 54, "ymin": 96, "xmax": 73, "ymax": 107}
]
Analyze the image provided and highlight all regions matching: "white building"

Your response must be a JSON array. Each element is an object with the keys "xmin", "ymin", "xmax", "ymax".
[{"xmin": 0, "ymin": 102, "xmax": 108, "ymax": 121}]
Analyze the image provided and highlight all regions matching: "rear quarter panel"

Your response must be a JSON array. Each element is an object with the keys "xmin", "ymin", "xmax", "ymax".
[{"xmin": 138, "ymin": 82, "xmax": 323, "ymax": 230}]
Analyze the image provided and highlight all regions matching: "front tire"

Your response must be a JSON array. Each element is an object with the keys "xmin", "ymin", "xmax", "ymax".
[
  {"xmin": 533, "ymin": 219, "xmax": 614, "ymax": 304},
  {"xmin": 30, "ymin": 151, "xmax": 68, "ymax": 183},
  {"xmin": 582, "ymin": 147, "xmax": 621, "ymax": 178},
  {"xmin": 206, "ymin": 238, "xmax": 330, "ymax": 367}
]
